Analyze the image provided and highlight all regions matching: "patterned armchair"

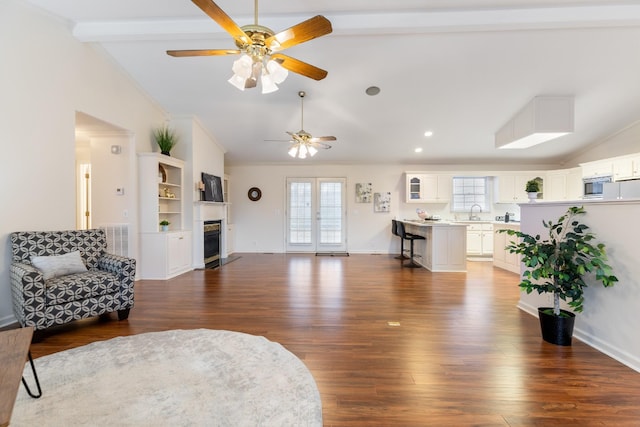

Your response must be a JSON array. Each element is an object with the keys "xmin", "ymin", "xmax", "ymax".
[{"xmin": 10, "ymin": 229, "xmax": 136, "ymax": 331}]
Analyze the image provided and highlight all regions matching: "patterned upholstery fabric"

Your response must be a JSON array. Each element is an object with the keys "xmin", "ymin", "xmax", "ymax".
[{"xmin": 10, "ymin": 229, "xmax": 136, "ymax": 330}]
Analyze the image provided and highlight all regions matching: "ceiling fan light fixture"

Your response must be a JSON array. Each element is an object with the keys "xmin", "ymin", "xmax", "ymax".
[
  {"xmin": 288, "ymin": 145, "xmax": 298, "ymax": 157},
  {"xmin": 308, "ymin": 145, "xmax": 318, "ymax": 156},
  {"xmin": 261, "ymin": 69, "xmax": 278, "ymax": 94},
  {"xmin": 231, "ymin": 54, "xmax": 252, "ymax": 79},
  {"xmin": 267, "ymin": 60, "xmax": 288, "ymax": 84},
  {"xmin": 228, "ymin": 74, "xmax": 247, "ymax": 91}
]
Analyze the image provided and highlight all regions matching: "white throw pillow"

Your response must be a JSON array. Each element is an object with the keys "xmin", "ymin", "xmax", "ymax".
[{"xmin": 31, "ymin": 251, "xmax": 87, "ymax": 280}]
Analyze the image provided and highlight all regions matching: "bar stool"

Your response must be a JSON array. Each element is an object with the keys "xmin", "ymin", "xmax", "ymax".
[
  {"xmin": 396, "ymin": 221, "xmax": 425, "ymax": 268},
  {"xmin": 391, "ymin": 220, "xmax": 409, "ymax": 259}
]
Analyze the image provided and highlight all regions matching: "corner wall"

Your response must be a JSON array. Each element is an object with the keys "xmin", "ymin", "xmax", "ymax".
[{"xmin": 518, "ymin": 201, "xmax": 640, "ymax": 372}]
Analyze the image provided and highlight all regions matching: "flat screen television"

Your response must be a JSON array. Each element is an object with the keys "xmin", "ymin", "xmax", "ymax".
[{"xmin": 201, "ymin": 172, "xmax": 224, "ymax": 202}]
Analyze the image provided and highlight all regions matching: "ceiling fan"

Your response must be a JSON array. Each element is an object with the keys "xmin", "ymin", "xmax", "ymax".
[
  {"xmin": 268, "ymin": 91, "xmax": 337, "ymax": 159},
  {"xmin": 167, "ymin": 0, "xmax": 332, "ymax": 93}
]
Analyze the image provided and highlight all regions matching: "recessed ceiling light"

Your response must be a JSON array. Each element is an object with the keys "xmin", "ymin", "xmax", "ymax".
[
  {"xmin": 365, "ymin": 86, "xmax": 380, "ymax": 96},
  {"xmin": 424, "ymin": 130, "xmax": 434, "ymax": 137},
  {"xmin": 415, "ymin": 147, "xmax": 423, "ymax": 153}
]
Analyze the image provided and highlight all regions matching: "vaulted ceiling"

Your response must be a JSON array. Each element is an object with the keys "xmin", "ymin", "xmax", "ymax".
[{"xmin": 26, "ymin": 1, "xmax": 640, "ymax": 165}]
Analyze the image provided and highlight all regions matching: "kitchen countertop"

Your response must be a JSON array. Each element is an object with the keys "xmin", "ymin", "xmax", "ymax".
[
  {"xmin": 403, "ymin": 219, "xmax": 520, "ymax": 226},
  {"xmin": 401, "ymin": 219, "xmax": 468, "ymax": 226}
]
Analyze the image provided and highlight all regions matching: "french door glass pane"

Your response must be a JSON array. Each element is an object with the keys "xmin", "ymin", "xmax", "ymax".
[
  {"xmin": 319, "ymin": 182, "xmax": 342, "ymax": 244},
  {"xmin": 289, "ymin": 182, "xmax": 312, "ymax": 244}
]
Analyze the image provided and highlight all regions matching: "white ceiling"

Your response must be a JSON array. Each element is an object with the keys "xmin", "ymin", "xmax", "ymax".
[{"xmin": 26, "ymin": 0, "xmax": 640, "ymax": 166}]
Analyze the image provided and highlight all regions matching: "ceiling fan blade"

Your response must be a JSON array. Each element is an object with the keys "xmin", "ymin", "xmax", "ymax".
[
  {"xmin": 309, "ymin": 136, "xmax": 337, "ymax": 143},
  {"xmin": 266, "ymin": 15, "xmax": 332, "ymax": 52},
  {"xmin": 167, "ymin": 49, "xmax": 240, "ymax": 57},
  {"xmin": 271, "ymin": 54, "xmax": 328, "ymax": 81},
  {"xmin": 312, "ymin": 141, "xmax": 333, "ymax": 149},
  {"xmin": 191, "ymin": 0, "xmax": 252, "ymax": 45}
]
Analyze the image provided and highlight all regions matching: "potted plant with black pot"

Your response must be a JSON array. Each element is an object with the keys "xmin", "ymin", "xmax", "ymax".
[
  {"xmin": 154, "ymin": 126, "xmax": 178, "ymax": 156},
  {"xmin": 525, "ymin": 179, "xmax": 541, "ymax": 202},
  {"xmin": 499, "ymin": 206, "xmax": 618, "ymax": 346}
]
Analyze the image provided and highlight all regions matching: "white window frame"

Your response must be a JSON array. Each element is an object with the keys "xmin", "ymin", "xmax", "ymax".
[{"xmin": 451, "ymin": 176, "xmax": 490, "ymax": 213}]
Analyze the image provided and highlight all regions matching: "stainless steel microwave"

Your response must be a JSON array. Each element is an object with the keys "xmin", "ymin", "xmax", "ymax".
[{"xmin": 583, "ymin": 175, "xmax": 612, "ymax": 199}]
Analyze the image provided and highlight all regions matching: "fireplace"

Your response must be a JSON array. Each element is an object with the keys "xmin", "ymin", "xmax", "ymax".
[{"xmin": 203, "ymin": 220, "xmax": 221, "ymax": 268}]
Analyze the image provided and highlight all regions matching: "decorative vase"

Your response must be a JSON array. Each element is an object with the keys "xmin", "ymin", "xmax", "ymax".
[
  {"xmin": 527, "ymin": 192, "xmax": 538, "ymax": 202},
  {"xmin": 538, "ymin": 307, "xmax": 576, "ymax": 346},
  {"xmin": 161, "ymin": 151, "xmax": 170, "ymax": 156},
  {"xmin": 161, "ymin": 225, "xmax": 169, "ymax": 232}
]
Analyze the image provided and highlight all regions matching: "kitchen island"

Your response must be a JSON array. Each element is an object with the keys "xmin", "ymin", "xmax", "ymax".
[{"xmin": 399, "ymin": 220, "xmax": 468, "ymax": 272}]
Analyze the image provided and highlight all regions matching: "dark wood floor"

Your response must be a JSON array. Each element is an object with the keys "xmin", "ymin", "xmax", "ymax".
[{"xmin": 25, "ymin": 254, "xmax": 640, "ymax": 426}]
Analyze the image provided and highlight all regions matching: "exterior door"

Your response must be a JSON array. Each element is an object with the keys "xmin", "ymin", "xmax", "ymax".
[{"xmin": 286, "ymin": 178, "xmax": 347, "ymax": 253}]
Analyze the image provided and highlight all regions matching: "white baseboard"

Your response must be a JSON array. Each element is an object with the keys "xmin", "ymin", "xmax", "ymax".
[
  {"xmin": 0, "ymin": 313, "xmax": 17, "ymax": 329},
  {"xmin": 517, "ymin": 301, "xmax": 640, "ymax": 373}
]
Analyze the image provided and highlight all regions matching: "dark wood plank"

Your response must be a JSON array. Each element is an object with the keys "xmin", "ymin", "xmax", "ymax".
[{"xmin": 23, "ymin": 254, "xmax": 640, "ymax": 425}]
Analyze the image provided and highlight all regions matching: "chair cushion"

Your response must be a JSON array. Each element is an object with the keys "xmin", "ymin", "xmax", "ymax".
[
  {"xmin": 45, "ymin": 271, "xmax": 120, "ymax": 306},
  {"xmin": 31, "ymin": 251, "xmax": 87, "ymax": 280}
]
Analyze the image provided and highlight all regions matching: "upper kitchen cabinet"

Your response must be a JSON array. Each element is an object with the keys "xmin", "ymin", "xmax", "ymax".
[
  {"xmin": 405, "ymin": 173, "xmax": 452, "ymax": 203},
  {"xmin": 613, "ymin": 154, "xmax": 640, "ymax": 181},
  {"xmin": 545, "ymin": 168, "xmax": 582, "ymax": 201},
  {"xmin": 495, "ymin": 173, "xmax": 544, "ymax": 203},
  {"xmin": 581, "ymin": 159, "xmax": 613, "ymax": 178}
]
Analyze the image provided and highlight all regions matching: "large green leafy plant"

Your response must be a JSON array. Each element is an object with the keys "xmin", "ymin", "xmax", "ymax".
[{"xmin": 499, "ymin": 206, "xmax": 617, "ymax": 316}]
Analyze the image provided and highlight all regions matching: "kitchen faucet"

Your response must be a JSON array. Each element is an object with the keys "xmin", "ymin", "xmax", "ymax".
[{"xmin": 469, "ymin": 204, "xmax": 482, "ymax": 220}]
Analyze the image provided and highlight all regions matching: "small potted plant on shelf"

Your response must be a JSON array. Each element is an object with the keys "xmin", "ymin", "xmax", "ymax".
[
  {"xmin": 525, "ymin": 179, "xmax": 541, "ymax": 202},
  {"xmin": 159, "ymin": 220, "xmax": 170, "ymax": 232},
  {"xmin": 498, "ymin": 206, "xmax": 618, "ymax": 346},
  {"xmin": 153, "ymin": 126, "xmax": 178, "ymax": 156}
]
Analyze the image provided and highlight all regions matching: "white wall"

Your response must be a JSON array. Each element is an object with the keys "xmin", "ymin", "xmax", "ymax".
[
  {"xmin": 90, "ymin": 135, "xmax": 132, "ymax": 228},
  {"xmin": 0, "ymin": 1, "xmax": 166, "ymax": 325},
  {"xmin": 518, "ymin": 200, "xmax": 640, "ymax": 372}
]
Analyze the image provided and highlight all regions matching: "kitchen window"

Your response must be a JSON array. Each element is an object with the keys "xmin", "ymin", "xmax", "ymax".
[{"xmin": 452, "ymin": 177, "xmax": 489, "ymax": 212}]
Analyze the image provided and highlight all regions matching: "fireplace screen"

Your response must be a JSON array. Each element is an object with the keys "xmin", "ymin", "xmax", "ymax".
[{"xmin": 204, "ymin": 220, "xmax": 221, "ymax": 268}]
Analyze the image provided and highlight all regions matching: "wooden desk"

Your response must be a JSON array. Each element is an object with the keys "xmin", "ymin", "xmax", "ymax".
[{"xmin": 0, "ymin": 327, "xmax": 34, "ymax": 427}]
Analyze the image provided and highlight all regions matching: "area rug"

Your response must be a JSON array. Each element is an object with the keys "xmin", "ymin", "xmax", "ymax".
[{"xmin": 12, "ymin": 329, "xmax": 322, "ymax": 426}]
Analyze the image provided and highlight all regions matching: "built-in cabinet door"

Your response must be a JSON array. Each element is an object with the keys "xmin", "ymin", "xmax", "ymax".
[
  {"xmin": 613, "ymin": 155, "xmax": 640, "ymax": 181},
  {"xmin": 405, "ymin": 173, "xmax": 452, "ymax": 203},
  {"xmin": 168, "ymin": 232, "xmax": 191, "ymax": 275},
  {"xmin": 466, "ymin": 223, "xmax": 493, "ymax": 255},
  {"xmin": 581, "ymin": 160, "xmax": 613, "ymax": 178},
  {"xmin": 496, "ymin": 174, "xmax": 544, "ymax": 203},
  {"xmin": 546, "ymin": 168, "xmax": 582, "ymax": 201}
]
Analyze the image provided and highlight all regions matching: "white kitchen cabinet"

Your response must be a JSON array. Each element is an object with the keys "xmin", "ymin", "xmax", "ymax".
[
  {"xmin": 405, "ymin": 173, "xmax": 451, "ymax": 203},
  {"xmin": 613, "ymin": 155, "xmax": 640, "ymax": 181},
  {"xmin": 545, "ymin": 168, "xmax": 582, "ymax": 201},
  {"xmin": 140, "ymin": 231, "xmax": 192, "ymax": 279},
  {"xmin": 495, "ymin": 173, "xmax": 544, "ymax": 203},
  {"xmin": 465, "ymin": 223, "xmax": 493, "ymax": 256},
  {"xmin": 493, "ymin": 223, "xmax": 520, "ymax": 274},
  {"xmin": 581, "ymin": 159, "xmax": 613, "ymax": 178}
]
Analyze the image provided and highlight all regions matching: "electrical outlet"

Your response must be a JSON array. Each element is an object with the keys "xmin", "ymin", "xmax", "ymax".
[{"xmin": 116, "ymin": 188, "xmax": 125, "ymax": 195}]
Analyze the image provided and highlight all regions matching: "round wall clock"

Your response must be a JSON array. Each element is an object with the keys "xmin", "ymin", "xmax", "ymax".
[{"xmin": 248, "ymin": 187, "xmax": 262, "ymax": 201}]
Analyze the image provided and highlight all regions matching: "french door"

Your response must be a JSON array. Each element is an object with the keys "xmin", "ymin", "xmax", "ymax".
[{"xmin": 286, "ymin": 178, "xmax": 347, "ymax": 253}]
